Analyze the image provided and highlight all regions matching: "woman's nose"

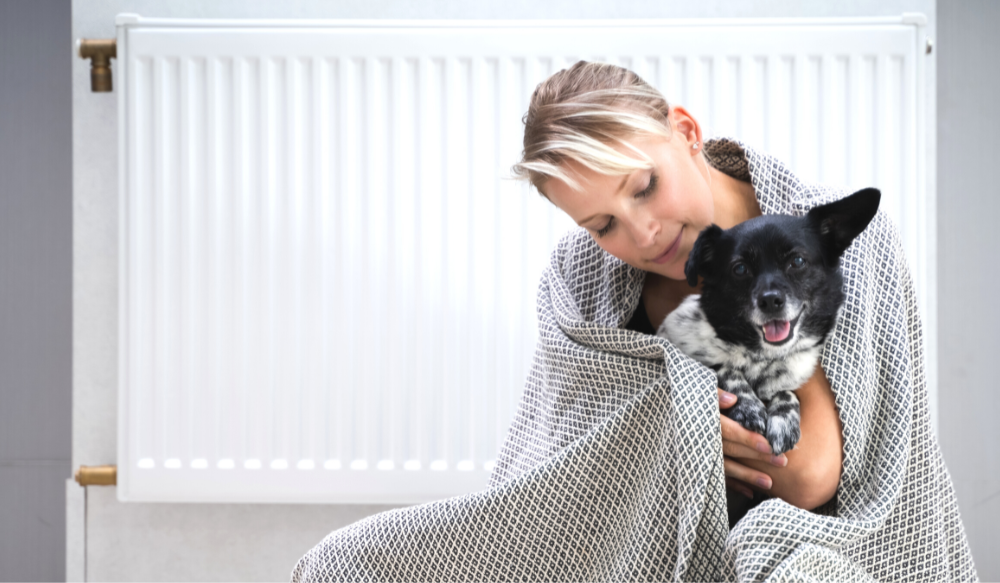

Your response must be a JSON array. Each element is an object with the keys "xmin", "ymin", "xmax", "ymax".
[{"xmin": 629, "ymin": 213, "xmax": 660, "ymax": 248}]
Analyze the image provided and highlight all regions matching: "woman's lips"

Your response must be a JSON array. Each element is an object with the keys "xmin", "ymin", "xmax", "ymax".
[{"xmin": 652, "ymin": 228, "xmax": 684, "ymax": 264}]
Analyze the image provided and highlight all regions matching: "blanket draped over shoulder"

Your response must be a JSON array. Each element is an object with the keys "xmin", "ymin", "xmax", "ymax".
[{"xmin": 292, "ymin": 139, "xmax": 977, "ymax": 582}]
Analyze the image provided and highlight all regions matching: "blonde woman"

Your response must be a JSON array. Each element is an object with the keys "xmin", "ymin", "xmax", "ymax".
[
  {"xmin": 510, "ymin": 61, "xmax": 841, "ymax": 513},
  {"xmin": 293, "ymin": 61, "xmax": 975, "ymax": 582}
]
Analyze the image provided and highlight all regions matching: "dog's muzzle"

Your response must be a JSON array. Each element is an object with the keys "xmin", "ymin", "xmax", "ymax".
[
  {"xmin": 762, "ymin": 315, "xmax": 799, "ymax": 344},
  {"xmin": 752, "ymin": 299, "xmax": 805, "ymax": 346}
]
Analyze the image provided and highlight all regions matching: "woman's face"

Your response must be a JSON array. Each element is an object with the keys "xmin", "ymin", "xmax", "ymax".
[{"xmin": 543, "ymin": 131, "xmax": 715, "ymax": 281}]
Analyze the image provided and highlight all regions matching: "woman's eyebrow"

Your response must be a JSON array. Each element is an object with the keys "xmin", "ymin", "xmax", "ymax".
[
  {"xmin": 575, "ymin": 174, "xmax": 635, "ymax": 226},
  {"xmin": 615, "ymin": 173, "xmax": 632, "ymax": 194}
]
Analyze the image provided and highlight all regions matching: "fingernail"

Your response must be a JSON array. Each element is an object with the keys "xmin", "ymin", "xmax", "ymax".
[
  {"xmin": 756, "ymin": 477, "xmax": 772, "ymax": 489},
  {"xmin": 771, "ymin": 455, "xmax": 787, "ymax": 467},
  {"xmin": 755, "ymin": 441, "xmax": 772, "ymax": 454},
  {"xmin": 719, "ymin": 392, "xmax": 736, "ymax": 405}
]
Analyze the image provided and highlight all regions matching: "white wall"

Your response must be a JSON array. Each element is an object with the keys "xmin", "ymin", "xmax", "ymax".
[{"xmin": 76, "ymin": 2, "xmax": 1000, "ymax": 582}]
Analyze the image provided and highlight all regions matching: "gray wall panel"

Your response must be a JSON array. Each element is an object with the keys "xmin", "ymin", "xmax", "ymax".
[
  {"xmin": 0, "ymin": 0, "xmax": 73, "ymax": 581},
  {"xmin": 937, "ymin": 1, "xmax": 1000, "ymax": 580},
  {"xmin": 0, "ymin": 466, "xmax": 72, "ymax": 582}
]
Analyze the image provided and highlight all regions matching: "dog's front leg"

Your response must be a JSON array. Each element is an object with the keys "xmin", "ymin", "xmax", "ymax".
[
  {"xmin": 718, "ymin": 367, "xmax": 767, "ymax": 435},
  {"xmin": 764, "ymin": 390, "xmax": 801, "ymax": 455}
]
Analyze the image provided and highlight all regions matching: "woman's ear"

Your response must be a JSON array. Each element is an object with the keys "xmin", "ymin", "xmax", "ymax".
[
  {"xmin": 667, "ymin": 105, "xmax": 703, "ymax": 153},
  {"xmin": 685, "ymin": 225, "xmax": 723, "ymax": 287}
]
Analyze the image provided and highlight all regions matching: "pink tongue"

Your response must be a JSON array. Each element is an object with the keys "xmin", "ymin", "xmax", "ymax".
[{"xmin": 764, "ymin": 320, "xmax": 791, "ymax": 343}]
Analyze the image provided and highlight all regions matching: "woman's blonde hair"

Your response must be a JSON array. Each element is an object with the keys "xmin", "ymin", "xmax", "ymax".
[{"xmin": 511, "ymin": 61, "xmax": 672, "ymax": 195}]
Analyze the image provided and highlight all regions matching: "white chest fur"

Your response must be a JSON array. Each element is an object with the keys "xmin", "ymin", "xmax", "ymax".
[{"xmin": 657, "ymin": 295, "xmax": 821, "ymax": 400}]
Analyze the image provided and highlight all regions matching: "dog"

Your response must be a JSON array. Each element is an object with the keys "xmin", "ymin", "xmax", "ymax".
[{"xmin": 657, "ymin": 188, "xmax": 880, "ymax": 455}]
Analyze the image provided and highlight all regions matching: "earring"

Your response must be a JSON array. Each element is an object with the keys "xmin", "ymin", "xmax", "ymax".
[{"xmin": 692, "ymin": 141, "xmax": 700, "ymax": 150}]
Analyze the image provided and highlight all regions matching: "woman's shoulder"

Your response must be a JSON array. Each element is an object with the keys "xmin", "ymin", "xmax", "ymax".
[
  {"xmin": 543, "ymin": 228, "xmax": 646, "ymax": 327},
  {"xmin": 548, "ymin": 228, "xmax": 605, "ymax": 278}
]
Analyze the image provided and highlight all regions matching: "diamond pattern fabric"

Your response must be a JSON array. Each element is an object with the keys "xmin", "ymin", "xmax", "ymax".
[{"xmin": 291, "ymin": 139, "xmax": 976, "ymax": 582}]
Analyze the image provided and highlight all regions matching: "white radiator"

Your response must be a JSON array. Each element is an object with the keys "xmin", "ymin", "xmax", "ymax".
[{"xmin": 115, "ymin": 14, "xmax": 932, "ymax": 503}]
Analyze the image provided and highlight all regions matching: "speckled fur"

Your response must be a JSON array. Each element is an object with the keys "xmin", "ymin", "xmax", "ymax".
[{"xmin": 659, "ymin": 294, "xmax": 818, "ymax": 454}]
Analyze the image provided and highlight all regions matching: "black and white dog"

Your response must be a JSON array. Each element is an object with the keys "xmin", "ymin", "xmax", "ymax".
[{"xmin": 658, "ymin": 188, "xmax": 880, "ymax": 455}]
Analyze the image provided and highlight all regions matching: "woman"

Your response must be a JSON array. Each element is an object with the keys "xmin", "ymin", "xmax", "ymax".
[
  {"xmin": 293, "ymin": 62, "xmax": 975, "ymax": 582},
  {"xmin": 510, "ymin": 62, "xmax": 842, "ymax": 511}
]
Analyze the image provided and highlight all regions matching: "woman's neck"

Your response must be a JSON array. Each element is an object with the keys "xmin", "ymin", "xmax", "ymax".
[{"xmin": 707, "ymin": 164, "xmax": 762, "ymax": 228}]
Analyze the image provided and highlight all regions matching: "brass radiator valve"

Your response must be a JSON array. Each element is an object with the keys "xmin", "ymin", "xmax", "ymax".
[{"xmin": 77, "ymin": 38, "xmax": 116, "ymax": 92}]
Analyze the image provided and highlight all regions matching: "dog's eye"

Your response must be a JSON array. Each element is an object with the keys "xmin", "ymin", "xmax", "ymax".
[
  {"xmin": 732, "ymin": 263, "xmax": 749, "ymax": 277},
  {"xmin": 789, "ymin": 256, "xmax": 806, "ymax": 269}
]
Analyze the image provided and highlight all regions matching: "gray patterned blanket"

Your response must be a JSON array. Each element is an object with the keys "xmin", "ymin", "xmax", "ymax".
[{"xmin": 291, "ymin": 139, "xmax": 976, "ymax": 582}]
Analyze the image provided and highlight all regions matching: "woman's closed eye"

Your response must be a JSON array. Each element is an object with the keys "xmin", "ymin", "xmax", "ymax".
[
  {"xmin": 637, "ymin": 173, "xmax": 658, "ymax": 199},
  {"xmin": 594, "ymin": 173, "xmax": 659, "ymax": 238}
]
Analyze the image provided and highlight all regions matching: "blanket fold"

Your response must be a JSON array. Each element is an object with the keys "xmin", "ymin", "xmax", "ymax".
[{"xmin": 291, "ymin": 139, "xmax": 976, "ymax": 582}]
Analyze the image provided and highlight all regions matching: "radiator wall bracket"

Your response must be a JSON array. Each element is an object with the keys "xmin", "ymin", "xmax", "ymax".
[{"xmin": 74, "ymin": 465, "xmax": 117, "ymax": 487}]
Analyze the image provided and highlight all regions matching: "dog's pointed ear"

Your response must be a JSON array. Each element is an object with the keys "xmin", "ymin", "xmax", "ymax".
[
  {"xmin": 807, "ymin": 188, "xmax": 881, "ymax": 263},
  {"xmin": 685, "ymin": 225, "xmax": 723, "ymax": 287}
]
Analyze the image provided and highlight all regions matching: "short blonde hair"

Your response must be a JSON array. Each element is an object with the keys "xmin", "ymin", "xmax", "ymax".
[{"xmin": 511, "ymin": 61, "xmax": 672, "ymax": 195}]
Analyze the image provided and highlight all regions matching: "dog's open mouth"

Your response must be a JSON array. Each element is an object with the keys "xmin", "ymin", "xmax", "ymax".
[{"xmin": 762, "ymin": 316, "xmax": 799, "ymax": 345}]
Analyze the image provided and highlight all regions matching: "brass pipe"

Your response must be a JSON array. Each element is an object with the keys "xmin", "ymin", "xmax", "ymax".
[
  {"xmin": 74, "ymin": 465, "xmax": 117, "ymax": 487},
  {"xmin": 77, "ymin": 38, "xmax": 116, "ymax": 92}
]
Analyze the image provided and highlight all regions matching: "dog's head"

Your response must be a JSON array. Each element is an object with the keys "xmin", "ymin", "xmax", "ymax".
[{"xmin": 684, "ymin": 188, "xmax": 881, "ymax": 353}]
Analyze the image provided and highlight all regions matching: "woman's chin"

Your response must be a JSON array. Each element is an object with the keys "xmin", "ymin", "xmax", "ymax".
[{"xmin": 646, "ymin": 261, "xmax": 686, "ymax": 282}]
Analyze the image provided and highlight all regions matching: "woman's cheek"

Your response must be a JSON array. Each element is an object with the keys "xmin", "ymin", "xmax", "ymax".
[
  {"xmin": 604, "ymin": 241, "xmax": 630, "ymax": 265},
  {"xmin": 596, "ymin": 237, "xmax": 639, "ymax": 269}
]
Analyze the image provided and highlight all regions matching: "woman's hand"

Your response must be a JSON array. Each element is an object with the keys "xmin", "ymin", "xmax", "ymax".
[
  {"xmin": 718, "ymin": 388, "xmax": 788, "ymax": 498},
  {"xmin": 719, "ymin": 364, "xmax": 844, "ymax": 510}
]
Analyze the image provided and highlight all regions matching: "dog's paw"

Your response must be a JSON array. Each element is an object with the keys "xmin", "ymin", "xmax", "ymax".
[
  {"xmin": 765, "ymin": 415, "xmax": 801, "ymax": 456},
  {"xmin": 727, "ymin": 399, "xmax": 767, "ymax": 435}
]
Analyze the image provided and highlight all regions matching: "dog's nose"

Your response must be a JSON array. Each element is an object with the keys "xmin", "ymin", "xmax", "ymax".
[{"xmin": 758, "ymin": 290, "xmax": 785, "ymax": 313}]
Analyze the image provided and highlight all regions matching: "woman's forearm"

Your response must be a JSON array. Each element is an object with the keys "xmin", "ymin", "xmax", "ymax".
[{"xmin": 744, "ymin": 364, "xmax": 844, "ymax": 510}]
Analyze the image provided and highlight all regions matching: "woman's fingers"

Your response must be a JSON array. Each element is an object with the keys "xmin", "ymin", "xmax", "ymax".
[
  {"xmin": 722, "ymin": 437, "xmax": 788, "ymax": 466},
  {"xmin": 718, "ymin": 388, "xmax": 787, "ymax": 466},
  {"xmin": 721, "ymin": 418, "xmax": 788, "ymax": 466},
  {"xmin": 717, "ymin": 388, "xmax": 737, "ymax": 409},
  {"xmin": 724, "ymin": 457, "xmax": 773, "ymax": 491},
  {"xmin": 718, "ymin": 388, "xmax": 772, "ymax": 453},
  {"xmin": 717, "ymin": 397, "xmax": 788, "ymax": 465},
  {"xmin": 719, "ymin": 388, "xmax": 774, "ymax": 496},
  {"xmin": 720, "ymin": 410, "xmax": 776, "ymax": 453}
]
